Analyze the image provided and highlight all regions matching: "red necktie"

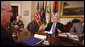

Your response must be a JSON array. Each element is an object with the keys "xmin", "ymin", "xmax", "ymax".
[{"xmin": 83, "ymin": 25, "xmax": 84, "ymax": 31}]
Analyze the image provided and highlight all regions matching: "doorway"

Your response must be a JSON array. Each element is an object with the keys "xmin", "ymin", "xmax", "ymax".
[{"xmin": 10, "ymin": 6, "xmax": 18, "ymax": 22}]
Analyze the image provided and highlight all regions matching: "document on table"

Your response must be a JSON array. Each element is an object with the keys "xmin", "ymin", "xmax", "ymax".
[
  {"xmin": 59, "ymin": 33, "xmax": 68, "ymax": 37},
  {"xmin": 44, "ymin": 31, "xmax": 53, "ymax": 34},
  {"xmin": 70, "ymin": 35, "xmax": 79, "ymax": 41},
  {"xmin": 65, "ymin": 33, "xmax": 79, "ymax": 41},
  {"xmin": 34, "ymin": 34, "xmax": 47, "ymax": 40}
]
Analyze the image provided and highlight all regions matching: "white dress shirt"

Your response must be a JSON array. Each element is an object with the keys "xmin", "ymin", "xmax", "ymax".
[{"xmin": 82, "ymin": 23, "xmax": 84, "ymax": 26}]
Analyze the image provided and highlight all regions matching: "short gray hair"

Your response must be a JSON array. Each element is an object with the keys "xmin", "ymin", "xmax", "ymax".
[
  {"xmin": 1, "ymin": 1, "xmax": 7, "ymax": 10},
  {"xmin": 1, "ymin": 1, "xmax": 10, "ymax": 11},
  {"xmin": 52, "ymin": 16, "xmax": 60, "ymax": 20}
]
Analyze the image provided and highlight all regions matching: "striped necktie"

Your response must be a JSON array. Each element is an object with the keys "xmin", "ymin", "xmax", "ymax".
[{"xmin": 51, "ymin": 23, "xmax": 56, "ymax": 37}]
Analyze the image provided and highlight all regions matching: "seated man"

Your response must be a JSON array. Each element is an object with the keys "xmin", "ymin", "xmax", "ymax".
[
  {"xmin": 1, "ymin": 1, "xmax": 17, "ymax": 46},
  {"xmin": 44, "ymin": 16, "xmax": 64, "ymax": 45},
  {"xmin": 27, "ymin": 18, "xmax": 39, "ymax": 37},
  {"xmin": 70, "ymin": 15, "xmax": 84, "ymax": 35},
  {"xmin": 11, "ymin": 16, "xmax": 24, "ymax": 38},
  {"xmin": 69, "ymin": 15, "xmax": 84, "ymax": 46},
  {"xmin": 45, "ymin": 16, "xmax": 64, "ymax": 37}
]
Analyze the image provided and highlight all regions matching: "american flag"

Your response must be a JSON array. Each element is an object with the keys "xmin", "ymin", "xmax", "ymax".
[
  {"xmin": 34, "ymin": 2, "xmax": 41, "ymax": 24},
  {"xmin": 41, "ymin": 1, "xmax": 45, "ymax": 24}
]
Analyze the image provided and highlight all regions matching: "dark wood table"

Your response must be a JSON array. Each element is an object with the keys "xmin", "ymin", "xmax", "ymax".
[{"xmin": 13, "ymin": 30, "xmax": 83, "ymax": 46}]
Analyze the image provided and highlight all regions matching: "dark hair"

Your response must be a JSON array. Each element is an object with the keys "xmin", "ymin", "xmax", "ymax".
[{"xmin": 72, "ymin": 19, "xmax": 80, "ymax": 23}]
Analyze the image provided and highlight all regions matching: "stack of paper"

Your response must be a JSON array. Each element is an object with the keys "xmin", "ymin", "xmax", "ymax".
[
  {"xmin": 34, "ymin": 34, "xmax": 47, "ymax": 40},
  {"xmin": 69, "ymin": 35, "xmax": 79, "ymax": 41},
  {"xmin": 44, "ymin": 31, "xmax": 52, "ymax": 34}
]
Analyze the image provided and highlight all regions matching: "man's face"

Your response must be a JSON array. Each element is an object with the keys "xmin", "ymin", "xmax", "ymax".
[
  {"xmin": 32, "ymin": 18, "xmax": 35, "ymax": 23},
  {"xmin": 16, "ymin": 16, "xmax": 20, "ymax": 21},
  {"xmin": 1, "ymin": 9, "xmax": 12, "ymax": 27},
  {"xmin": 52, "ymin": 16, "xmax": 58, "ymax": 23},
  {"xmin": 1, "ymin": 1, "xmax": 12, "ymax": 27},
  {"xmin": 80, "ymin": 15, "xmax": 84, "ymax": 23}
]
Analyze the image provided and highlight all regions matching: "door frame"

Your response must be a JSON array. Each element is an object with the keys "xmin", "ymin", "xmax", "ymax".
[{"xmin": 10, "ymin": 3, "xmax": 20, "ymax": 16}]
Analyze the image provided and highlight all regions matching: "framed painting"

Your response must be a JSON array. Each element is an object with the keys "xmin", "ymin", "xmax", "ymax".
[
  {"xmin": 60, "ymin": 1, "xmax": 84, "ymax": 18},
  {"xmin": 24, "ymin": 10, "xmax": 29, "ymax": 16}
]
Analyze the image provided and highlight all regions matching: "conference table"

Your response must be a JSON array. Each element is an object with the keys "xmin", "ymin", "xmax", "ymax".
[
  {"xmin": 13, "ymin": 30, "xmax": 83, "ymax": 46},
  {"xmin": 35, "ymin": 31, "xmax": 81, "ymax": 46}
]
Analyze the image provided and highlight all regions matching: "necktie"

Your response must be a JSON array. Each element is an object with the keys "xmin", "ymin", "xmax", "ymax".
[
  {"xmin": 83, "ymin": 25, "xmax": 84, "ymax": 31},
  {"xmin": 52, "ymin": 23, "xmax": 56, "ymax": 37}
]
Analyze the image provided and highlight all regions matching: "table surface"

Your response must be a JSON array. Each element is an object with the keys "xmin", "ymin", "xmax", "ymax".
[{"xmin": 13, "ymin": 30, "xmax": 82, "ymax": 46}]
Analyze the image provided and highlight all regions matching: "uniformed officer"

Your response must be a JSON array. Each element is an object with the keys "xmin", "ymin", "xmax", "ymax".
[{"xmin": 11, "ymin": 16, "xmax": 24, "ymax": 39}]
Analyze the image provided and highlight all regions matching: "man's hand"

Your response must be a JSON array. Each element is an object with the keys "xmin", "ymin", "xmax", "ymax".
[
  {"xmin": 14, "ymin": 25, "xmax": 19, "ymax": 29},
  {"xmin": 57, "ymin": 28, "xmax": 61, "ymax": 33}
]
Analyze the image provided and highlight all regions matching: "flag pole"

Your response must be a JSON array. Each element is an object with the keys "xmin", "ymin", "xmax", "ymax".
[
  {"xmin": 41, "ymin": 1, "xmax": 44, "ymax": 28},
  {"xmin": 50, "ymin": 1, "xmax": 51, "ymax": 23},
  {"xmin": 43, "ymin": 1, "xmax": 47, "ymax": 29}
]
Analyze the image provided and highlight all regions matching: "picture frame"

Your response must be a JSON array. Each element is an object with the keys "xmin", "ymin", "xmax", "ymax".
[
  {"xmin": 24, "ymin": 10, "xmax": 29, "ymax": 16},
  {"xmin": 60, "ymin": 1, "xmax": 84, "ymax": 18}
]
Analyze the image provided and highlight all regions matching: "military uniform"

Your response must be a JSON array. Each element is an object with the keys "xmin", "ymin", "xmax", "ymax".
[
  {"xmin": 11, "ymin": 20, "xmax": 24, "ymax": 32},
  {"xmin": 11, "ymin": 20, "xmax": 24, "ymax": 38}
]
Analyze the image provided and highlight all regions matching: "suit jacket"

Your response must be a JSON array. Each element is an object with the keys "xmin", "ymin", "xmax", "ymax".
[
  {"xmin": 1, "ymin": 27, "xmax": 17, "ymax": 46},
  {"xmin": 70, "ymin": 22, "xmax": 83, "ymax": 35},
  {"xmin": 45, "ymin": 22, "xmax": 64, "ymax": 35},
  {"xmin": 27, "ymin": 22, "xmax": 39, "ymax": 32}
]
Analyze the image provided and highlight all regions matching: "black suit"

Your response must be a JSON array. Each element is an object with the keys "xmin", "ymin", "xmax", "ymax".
[
  {"xmin": 1, "ymin": 27, "xmax": 17, "ymax": 46},
  {"xmin": 27, "ymin": 22, "xmax": 39, "ymax": 32},
  {"xmin": 45, "ymin": 22, "xmax": 64, "ymax": 35}
]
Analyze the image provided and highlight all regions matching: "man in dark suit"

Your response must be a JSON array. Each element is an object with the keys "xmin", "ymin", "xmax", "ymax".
[
  {"xmin": 45, "ymin": 16, "xmax": 64, "ymax": 37},
  {"xmin": 44, "ymin": 16, "xmax": 64, "ymax": 45},
  {"xmin": 27, "ymin": 18, "xmax": 39, "ymax": 37},
  {"xmin": 1, "ymin": 1, "xmax": 17, "ymax": 46}
]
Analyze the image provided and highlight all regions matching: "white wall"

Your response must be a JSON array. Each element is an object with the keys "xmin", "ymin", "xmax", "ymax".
[
  {"xmin": 10, "ymin": 1, "xmax": 31, "ymax": 28},
  {"xmin": 10, "ymin": 1, "xmax": 80, "ymax": 28}
]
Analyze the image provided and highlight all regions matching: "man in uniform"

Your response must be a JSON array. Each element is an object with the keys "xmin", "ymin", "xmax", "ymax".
[{"xmin": 11, "ymin": 16, "xmax": 24, "ymax": 39}]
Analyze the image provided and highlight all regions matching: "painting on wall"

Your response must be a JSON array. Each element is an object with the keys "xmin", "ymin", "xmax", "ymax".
[
  {"xmin": 60, "ymin": 1, "xmax": 84, "ymax": 18},
  {"xmin": 24, "ymin": 10, "xmax": 29, "ymax": 16}
]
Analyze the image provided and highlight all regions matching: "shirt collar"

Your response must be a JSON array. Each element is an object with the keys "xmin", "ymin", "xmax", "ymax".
[{"xmin": 82, "ymin": 23, "xmax": 84, "ymax": 26}]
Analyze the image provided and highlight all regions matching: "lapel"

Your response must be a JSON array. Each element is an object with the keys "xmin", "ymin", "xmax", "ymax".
[
  {"xmin": 56, "ymin": 22, "xmax": 59, "ymax": 28},
  {"xmin": 50, "ymin": 22, "xmax": 53, "ymax": 28}
]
